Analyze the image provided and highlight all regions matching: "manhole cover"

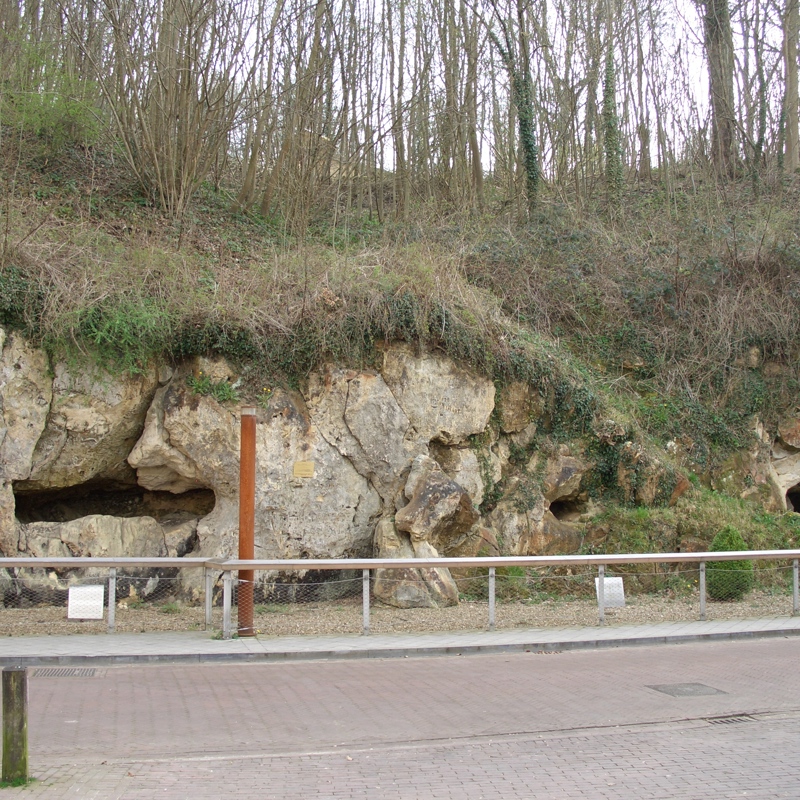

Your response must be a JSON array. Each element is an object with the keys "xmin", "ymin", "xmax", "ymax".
[
  {"xmin": 32, "ymin": 668, "xmax": 98, "ymax": 678},
  {"xmin": 647, "ymin": 682, "xmax": 727, "ymax": 697}
]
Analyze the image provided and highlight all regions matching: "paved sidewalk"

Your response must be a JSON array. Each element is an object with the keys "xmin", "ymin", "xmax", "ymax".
[
  {"xmin": 4, "ymin": 637, "xmax": 800, "ymax": 798},
  {"xmin": 1, "ymin": 614, "xmax": 799, "ymax": 665}
]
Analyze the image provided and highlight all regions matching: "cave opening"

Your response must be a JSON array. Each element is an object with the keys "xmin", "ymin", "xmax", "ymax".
[
  {"xmin": 787, "ymin": 485, "xmax": 800, "ymax": 513},
  {"xmin": 548, "ymin": 498, "xmax": 588, "ymax": 522},
  {"xmin": 13, "ymin": 484, "xmax": 215, "ymax": 524}
]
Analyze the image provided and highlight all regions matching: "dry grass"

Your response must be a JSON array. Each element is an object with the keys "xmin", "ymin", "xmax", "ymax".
[
  {"xmin": 0, "ymin": 590, "xmax": 794, "ymax": 639},
  {"xmin": 4, "ymin": 142, "xmax": 799, "ymax": 451}
]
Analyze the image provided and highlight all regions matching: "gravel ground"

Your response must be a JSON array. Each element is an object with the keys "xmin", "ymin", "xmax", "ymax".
[{"xmin": 0, "ymin": 590, "xmax": 795, "ymax": 638}]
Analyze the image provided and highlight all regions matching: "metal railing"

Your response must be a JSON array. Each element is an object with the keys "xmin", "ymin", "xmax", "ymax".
[{"xmin": 1, "ymin": 550, "xmax": 799, "ymax": 639}]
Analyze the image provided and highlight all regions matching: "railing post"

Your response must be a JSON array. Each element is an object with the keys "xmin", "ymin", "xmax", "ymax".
[
  {"xmin": 222, "ymin": 570, "xmax": 232, "ymax": 640},
  {"xmin": 362, "ymin": 569, "xmax": 370, "ymax": 636},
  {"xmin": 488, "ymin": 567, "xmax": 496, "ymax": 632},
  {"xmin": 598, "ymin": 565, "xmax": 605, "ymax": 626},
  {"xmin": 699, "ymin": 562, "xmax": 706, "ymax": 621},
  {"xmin": 2, "ymin": 666, "xmax": 28, "ymax": 784},
  {"xmin": 107, "ymin": 568, "xmax": 116, "ymax": 634},
  {"xmin": 205, "ymin": 568, "xmax": 213, "ymax": 630},
  {"xmin": 793, "ymin": 560, "xmax": 799, "ymax": 617}
]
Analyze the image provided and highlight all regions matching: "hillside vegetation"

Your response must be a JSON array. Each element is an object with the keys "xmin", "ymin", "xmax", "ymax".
[
  {"xmin": 2, "ymin": 0, "xmax": 800, "ymax": 557},
  {"xmin": 2, "ymin": 132, "xmax": 799, "ymax": 465}
]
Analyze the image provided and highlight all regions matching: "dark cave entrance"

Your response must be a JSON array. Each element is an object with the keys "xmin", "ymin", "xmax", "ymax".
[
  {"xmin": 13, "ymin": 485, "xmax": 216, "ymax": 524},
  {"xmin": 787, "ymin": 484, "xmax": 800, "ymax": 513},
  {"xmin": 548, "ymin": 498, "xmax": 588, "ymax": 522}
]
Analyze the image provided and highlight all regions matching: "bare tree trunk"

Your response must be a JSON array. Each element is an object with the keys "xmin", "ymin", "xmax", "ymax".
[
  {"xmin": 699, "ymin": 0, "xmax": 736, "ymax": 180},
  {"xmin": 784, "ymin": 0, "xmax": 800, "ymax": 172},
  {"xmin": 633, "ymin": 0, "xmax": 651, "ymax": 181}
]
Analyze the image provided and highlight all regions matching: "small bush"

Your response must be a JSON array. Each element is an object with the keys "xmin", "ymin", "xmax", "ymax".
[
  {"xmin": 707, "ymin": 525, "xmax": 754, "ymax": 601},
  {"xmin": 186, "ymin": 371, "xmax": 240, "ymax": 403}
]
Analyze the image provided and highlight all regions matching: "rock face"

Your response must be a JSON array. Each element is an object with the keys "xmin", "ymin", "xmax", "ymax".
[
  {"xmin": 771, "ymin": 416, "xmax": 800, "ymax": 511},
  {"xmin": 0, "ymin": 329, "xmax": 52, "ymax": 482},
  {"xmin": 4, "ymin": 329, "xmax": 757, "ymax": 608},
  {"xmin": 21, "ymin": 515, "xmax": 167, "ymax": 559},
  {"xmin": 17, "ymin": 362, "xmax": 159, "ymax": 491},
  {"xmin": 306, "ymin": 366, "xmax": 425, "ymax": 504},
  {"xmin": 381, "ymin": 344, "xmax": 495, "ymax": 444},
  {"xmin": 1, "ymin": 339, "xmax": 509, "ymax": 606},
  {"xmin": 498, "ymin": 381, "xmax": 540, "ymax": 433}
]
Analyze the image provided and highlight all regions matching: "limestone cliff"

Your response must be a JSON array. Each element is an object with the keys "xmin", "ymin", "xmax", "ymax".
[{"xmin": 1, "ymin": 326, "xmax": 797, "ymax": 605}]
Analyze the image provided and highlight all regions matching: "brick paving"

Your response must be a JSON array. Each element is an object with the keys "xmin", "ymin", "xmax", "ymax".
[{"xmin": 3, "ymin": 637, "xmax": 799, "ymax": 798}]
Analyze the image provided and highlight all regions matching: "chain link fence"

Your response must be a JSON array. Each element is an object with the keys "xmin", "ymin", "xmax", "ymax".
[{"xmin": 1, "ymin": 554, "xmax": 798, "ymax": 638}]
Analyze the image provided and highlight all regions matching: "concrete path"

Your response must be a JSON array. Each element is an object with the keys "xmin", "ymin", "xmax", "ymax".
[
  {"xmin": 3, "ymin": 636, "xmax": 799, "ymax": 798},
  {"xmin": 1, "ymin": 614, "xmax": 800, "ymax": 665}
]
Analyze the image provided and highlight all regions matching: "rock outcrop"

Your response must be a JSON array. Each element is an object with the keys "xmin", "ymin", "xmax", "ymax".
[
  {"xmin": 771, "ymin": 414, "xmax": 800, "ymax": 511},
  {"xmin": 0, "ymin": 326, "xmax": 741, "ymax": 607},
  {"xmin": 17, "ymin": 362, "xmax": 159, "ymax": 491}
]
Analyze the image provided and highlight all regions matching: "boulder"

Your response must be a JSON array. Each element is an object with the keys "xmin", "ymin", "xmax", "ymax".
[
  {"xmin": 429, "ymin": 444, "xmax": 485, "ymax": 508},
  {"xmin": 381, "ymin": 343, "xmax": 495, "ymax": 444},
  {"xmin": 21, "ymin": 514, "xmax": 167, "ymax": 558},
  {"xmin": 372, "ymin": 517, "xmax": 458, "ymax": 608},
  {"xmin": 128, "ymin": 386, "xmax": 208, "ymax": 493},
  {"xmin": 395, "ymin": 455, "xmax": 480, "ymax": 553},
  {"xmin": 541, "ymin": 450, "xmax": 586, "ymax": 502}
]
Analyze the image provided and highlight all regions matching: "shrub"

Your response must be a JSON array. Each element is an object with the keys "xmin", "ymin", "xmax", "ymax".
[
  {"xmin": 706, "ymin": 525, "xmax": 754, "ymax": 601},
  {"xmin": 186, "ymin": 371, "xmax": 240, "ymax": 403}
]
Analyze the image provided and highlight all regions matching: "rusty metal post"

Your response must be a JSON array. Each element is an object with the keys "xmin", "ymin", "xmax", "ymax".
[
  {"xmin": 204, "ymin": 568, "xmax": 213, "ymax": 630},
  {"xmin": 238, "ymin": 407, "xmax": 257, "ymax": 637}
]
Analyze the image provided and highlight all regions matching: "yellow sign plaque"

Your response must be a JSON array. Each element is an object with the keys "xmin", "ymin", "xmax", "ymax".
[{"xmin": 293, "ymin": 461, "xmax": 315, "ymax": 478}]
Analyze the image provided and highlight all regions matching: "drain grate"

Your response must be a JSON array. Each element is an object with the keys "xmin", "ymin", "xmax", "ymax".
[
  {"xmin": 706, "ymin": 715, "xmax": 756, "ymax": 726},
  {"xmin": 32, "ymin": 668, "xmax": 98, "ymax": 678},
  {"xmin": 647, "ymin": 682, "xmax": 727, "ymax": 697}
]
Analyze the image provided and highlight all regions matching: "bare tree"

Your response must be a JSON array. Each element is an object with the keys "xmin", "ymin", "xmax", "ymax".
[
  {"xmin": 697, "ymin": 0, "xmax": 737, "ymax": 179},
  {"xmin": 485, "ymin": 0, "xmax": 540, "ymax": 215},
  {"xmin": 783, "ymin": 0, "xmax": 800, "ymax": 171}
]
